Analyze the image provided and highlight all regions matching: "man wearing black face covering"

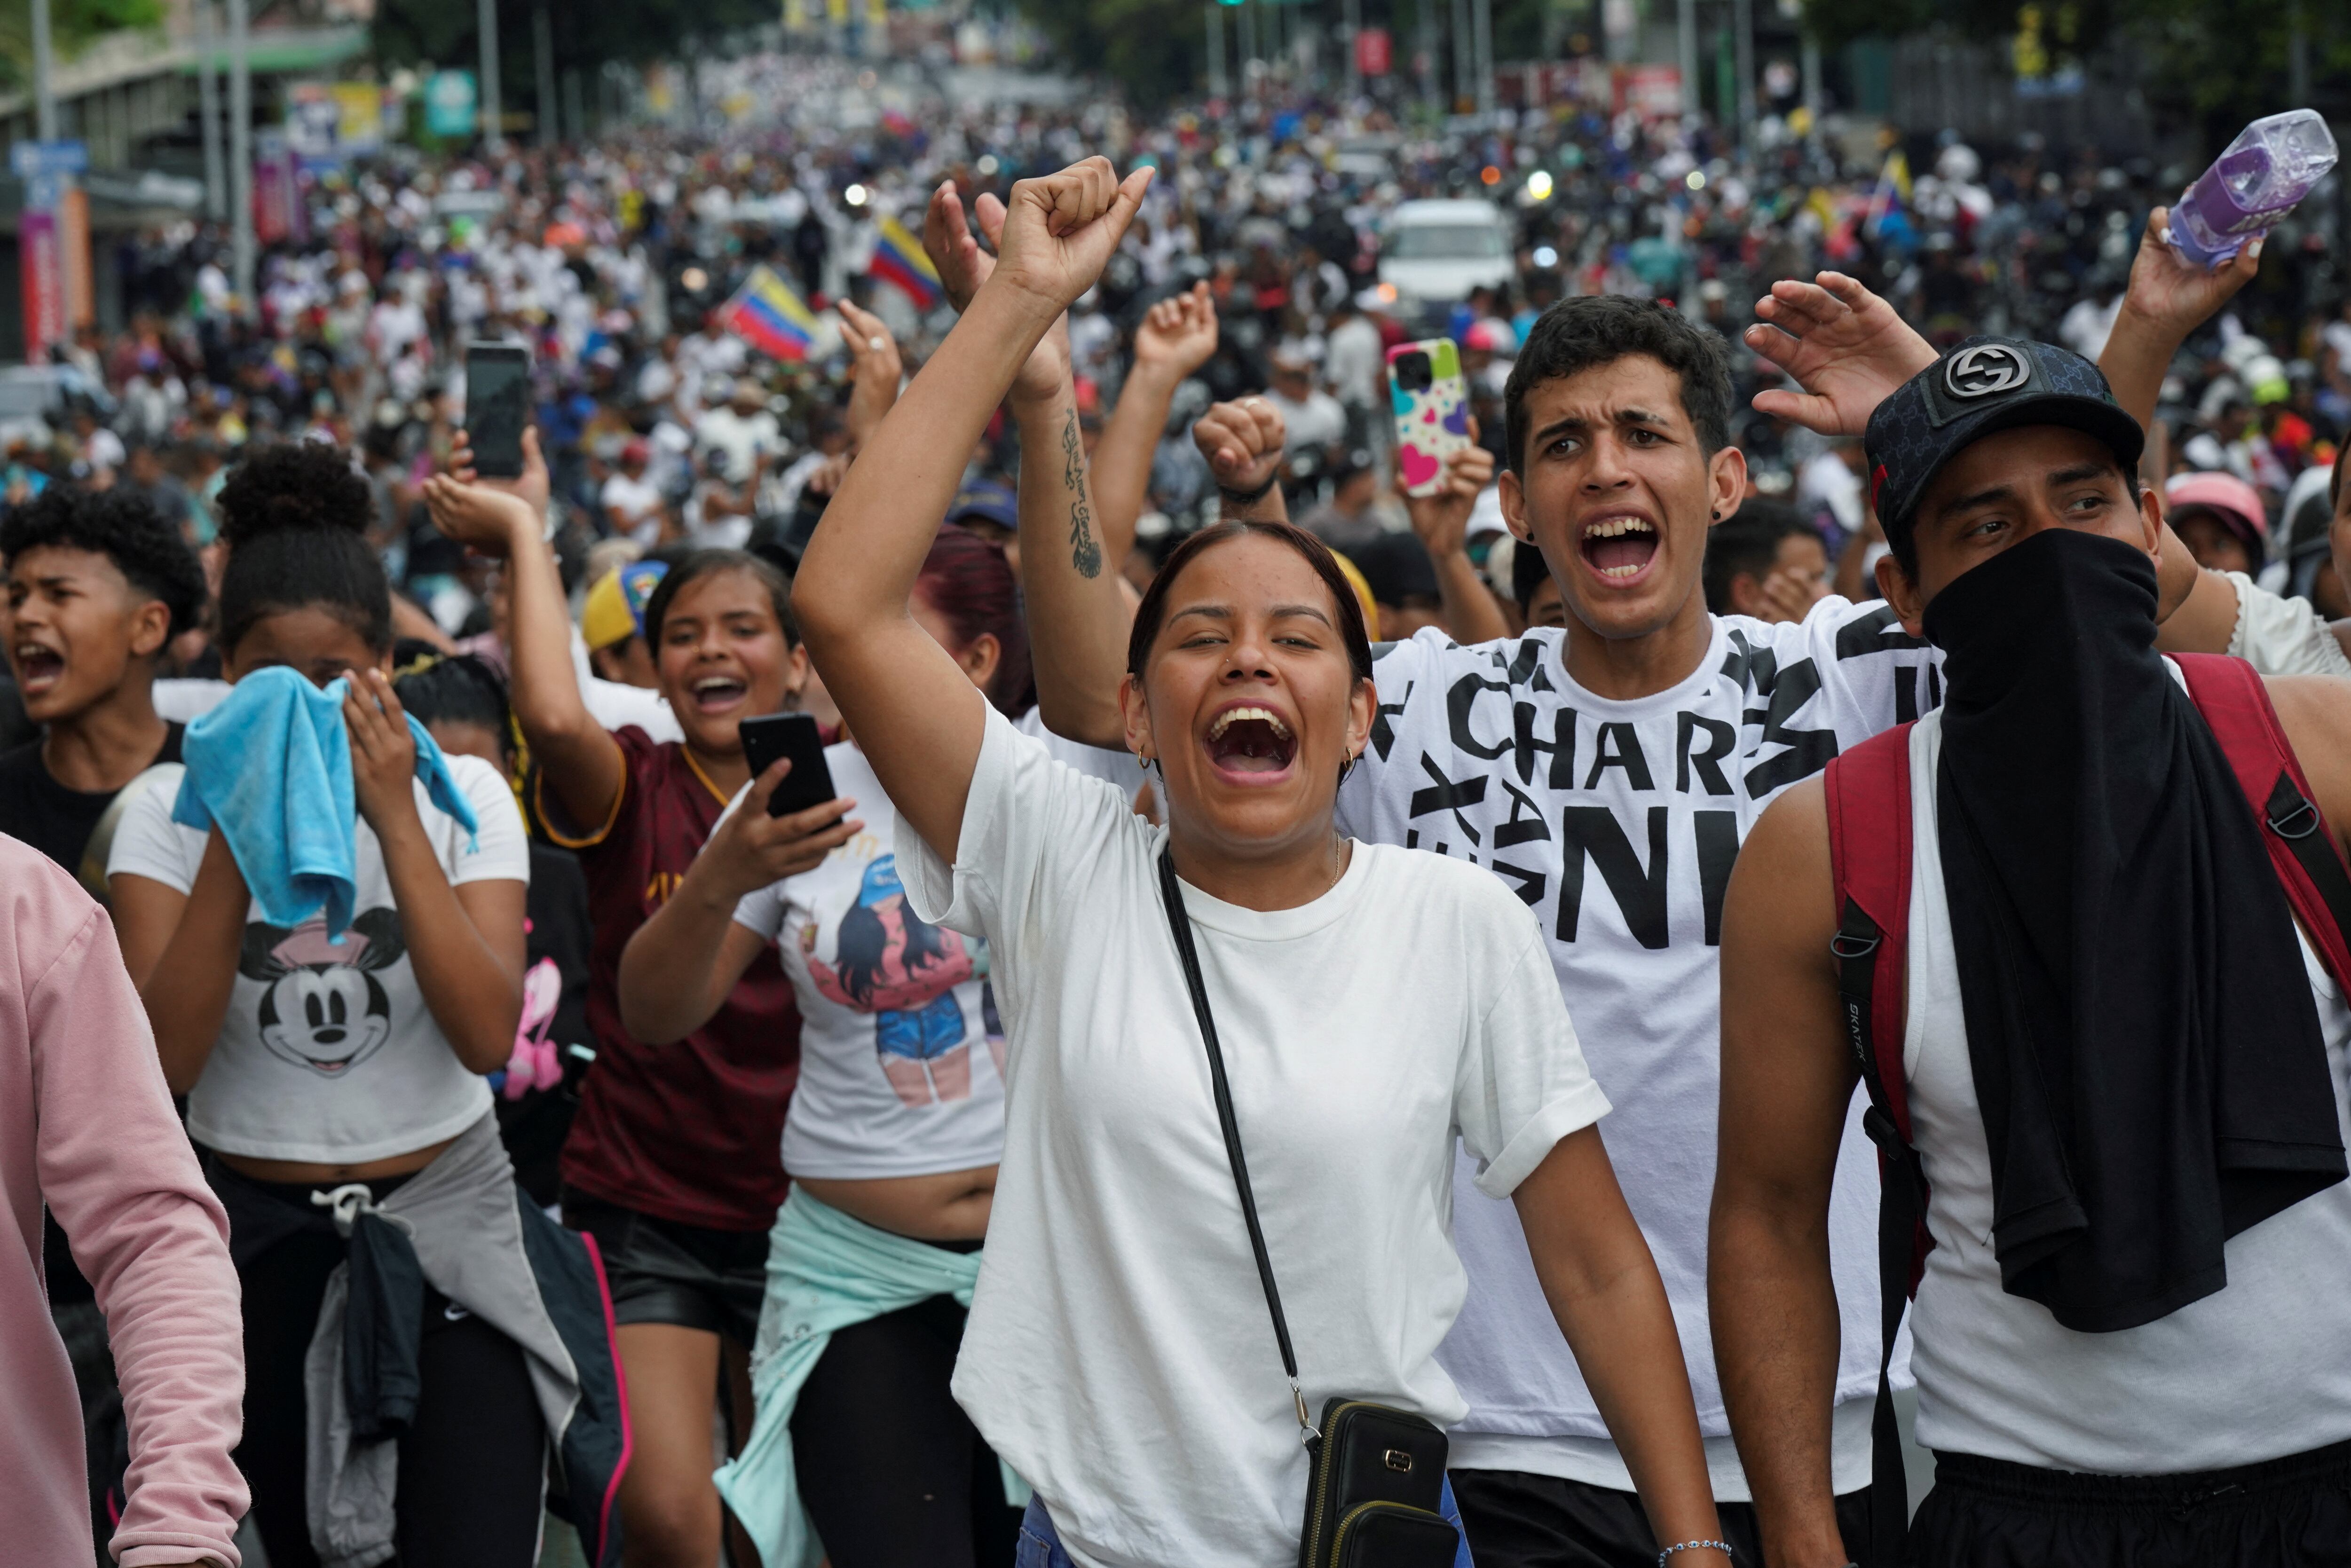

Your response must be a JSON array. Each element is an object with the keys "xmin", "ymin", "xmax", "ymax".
[{"xmin": 1711, "ymin": 337, "xmax": 2351, "ymax": 1568}]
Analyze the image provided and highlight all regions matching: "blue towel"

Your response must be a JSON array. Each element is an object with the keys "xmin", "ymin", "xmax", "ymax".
[{"xmin": 173, "ymin": 665, "xmax": 479, "ymax": 938}]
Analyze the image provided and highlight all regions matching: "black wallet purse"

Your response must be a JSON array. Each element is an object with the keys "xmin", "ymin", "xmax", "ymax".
[{"xmin": 1158, "ymin": 849, "xmax": 1461, "ymax": 1568}]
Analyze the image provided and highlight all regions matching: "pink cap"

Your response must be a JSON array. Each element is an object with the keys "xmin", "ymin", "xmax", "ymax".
[{"xmin": 2164, "ymin": 471, "xmax": 2268, "ymax": 543}]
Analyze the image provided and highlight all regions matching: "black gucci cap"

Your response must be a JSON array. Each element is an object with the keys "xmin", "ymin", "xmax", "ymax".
[{"xmin": 1862, "ymin": 336, "xmax": 2145, "ymax": 549}]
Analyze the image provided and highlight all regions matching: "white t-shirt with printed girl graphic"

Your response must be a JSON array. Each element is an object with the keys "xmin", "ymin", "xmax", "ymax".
[
  {"xmin": 108, "ymin": 755, "xmax": 529, "ymax": 1165},
  {"xmin": 728, "ymin": 742, "xmax": 1005, "ymax": 1181}
]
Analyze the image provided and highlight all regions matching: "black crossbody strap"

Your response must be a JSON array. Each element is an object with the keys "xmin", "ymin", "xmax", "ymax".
[{"xmin": 1158, "ymin": 846, "xmax": 1319, "ymax": 1445}]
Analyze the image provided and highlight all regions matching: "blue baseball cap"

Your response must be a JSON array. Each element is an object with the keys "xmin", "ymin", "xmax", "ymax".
[{"xmin": 948, "ymin": 480, "xmax": 1018, "ymax": 532}]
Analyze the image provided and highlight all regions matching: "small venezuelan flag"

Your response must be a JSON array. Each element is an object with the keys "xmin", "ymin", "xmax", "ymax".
[
  {"xmin": 722, "ymin": 265, "xmax": 820, "ymax": 361},
  {"xmin": 869, "ymin": 213, "xmax": 943, "ymax": 309}
]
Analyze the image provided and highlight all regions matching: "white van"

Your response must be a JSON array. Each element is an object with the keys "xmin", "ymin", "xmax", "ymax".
[{"xmin": 1377, "ymin": 199, "xmax": 1515, "ymax": 313}]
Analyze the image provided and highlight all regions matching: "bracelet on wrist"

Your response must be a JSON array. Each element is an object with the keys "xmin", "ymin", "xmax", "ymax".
[
  {"xmin": 1657, "ymin": 1540, "xmax": 1736, "ymax": 1568},
  {"xmin": 1218, "ymin": 474, "xmax": 1278, "ymax": 505}
]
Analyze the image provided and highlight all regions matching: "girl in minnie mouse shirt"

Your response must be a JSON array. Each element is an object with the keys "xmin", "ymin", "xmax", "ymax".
[{"xmin": 106, "ymin": 445, "xmax": 548, "ymax": 1568}]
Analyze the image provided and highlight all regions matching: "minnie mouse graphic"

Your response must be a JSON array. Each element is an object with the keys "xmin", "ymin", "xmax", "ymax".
[{"xmin": 236, "ymin": 909, "xmax": 408, "ymax": 1078}]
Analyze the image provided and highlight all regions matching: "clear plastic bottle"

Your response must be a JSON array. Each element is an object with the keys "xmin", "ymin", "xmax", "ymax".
[{"xmin": 2169, "ymin": 110, "xmax": 2339, "ymax": 267}]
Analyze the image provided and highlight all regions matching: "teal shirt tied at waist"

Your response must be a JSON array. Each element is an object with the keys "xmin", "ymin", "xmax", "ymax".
[{"xmin": 715, "ymin": 1185, "xmax": 1029, "ymax": 1568}]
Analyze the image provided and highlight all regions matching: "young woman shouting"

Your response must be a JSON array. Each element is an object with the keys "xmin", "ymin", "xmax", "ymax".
[
  {"xmin": 425, "ymin": 432, "xmax": 852, "ymax": 1568},
  {"xmin": 618, "ymin": 524, "xmax": 1032, "ymax": 1568},
  {"xmin": 786, "ymin": 155, "xmax": 1734, "ymax": 1568}
]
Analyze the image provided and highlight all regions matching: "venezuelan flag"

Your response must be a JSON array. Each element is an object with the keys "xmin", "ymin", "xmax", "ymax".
[
  {"xmin": 722, "ymin": 265, "xmax": 819, "ymax": 361},
  {"xmin": 869, "ymin": 213, "xmax": 943, "ymax": 309}
]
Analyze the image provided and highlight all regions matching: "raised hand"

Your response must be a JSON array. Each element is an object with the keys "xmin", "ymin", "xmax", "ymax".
[
  {"xmin": 1404, "ymin": 425, "xmax": 1496, "ymax": 559},
  {"xmin": 1194, "ymin": 395, "xmax": 1287, "ymax": 498},
  {"xmin": 344, "ymin": 668, "xmax": 421, "ymax": 835},
  {"xmin": 1134, "ymin": 281, "xmax": 1220, "ymax": 381},
  {"xmin": 1752, "ymin": 566, "xmax": 1821, "ymax": 624},
  {"xmin": 922, "ymin": 180, "xmax": 1007, "ymax": 313},
  {"xmin": 803, "ymin": 451, "xmax": 852, "ymax": 499},
  {"xmin": 2121, "ymin": 206, "xmax": 2264, "ymax": 347},
  {"xmin": 421, "ymin": 468, "xmax": 540, "ymax": 561},
  {"xmin": 447, "ymin": 424, "xmax": 552, "ymax": 517},
  {"xmin": 988, "ymin": 157, "xmax": 1154, "ymax": 315},
  {"xmin": 1746, "ymin": 272, "xmax": 1937, "ymax": 437},
  {"xmin": 837, "ymin": 297, "xmax": 904, "ymax": 448},
  {"xmin": 697, "ymin": 762, "xmax": 863, "ymax": 903}
]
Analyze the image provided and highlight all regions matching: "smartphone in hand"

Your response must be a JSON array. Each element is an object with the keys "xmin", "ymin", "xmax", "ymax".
[
  {"xmin": 739, "ymin": 712, "xmax": 840, "ymax": 820},
  {"xmin": 465, "ymin": 341, "xmax": 531, "ymax": 479},
  {"xmin": 1388, "ymin": 339, "xmax": 1474, "ymax": 498}
]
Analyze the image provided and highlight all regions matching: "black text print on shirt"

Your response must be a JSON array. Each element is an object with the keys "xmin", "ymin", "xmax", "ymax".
[{"xmin": 1373, "ymin": 620, "xmax": 1939, "ymax": 952}]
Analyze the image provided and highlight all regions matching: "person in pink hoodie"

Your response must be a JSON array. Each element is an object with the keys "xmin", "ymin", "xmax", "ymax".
[{"xmin": 0, "ymin": 832, "xmax": 246, "ymax": 1567}]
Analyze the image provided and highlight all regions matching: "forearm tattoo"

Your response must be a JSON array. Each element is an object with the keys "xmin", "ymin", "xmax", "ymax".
[{"xmin": 1061, "ymin": 409, "xmax": 1104, "ymax": 579}]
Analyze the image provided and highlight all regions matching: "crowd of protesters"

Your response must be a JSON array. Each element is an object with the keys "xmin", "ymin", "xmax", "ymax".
[{"xmin": 3, "ymin": 42, "xmax": 2351, "ymax": 1568}]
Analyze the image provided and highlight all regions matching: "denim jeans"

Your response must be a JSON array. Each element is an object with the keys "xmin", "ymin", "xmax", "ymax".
[{"xmin": 1016, "ymin": 1475, "xmax": 1475, "ymax": 1567}]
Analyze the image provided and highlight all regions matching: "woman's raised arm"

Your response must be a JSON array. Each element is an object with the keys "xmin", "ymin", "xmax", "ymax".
[
  {"xmin": 423, "ymin": 431, "xmax": 626, "ymax": 831},
  {"xmin": 793, "ymin": 157, "xmax": 1151, "ymax": 861}
]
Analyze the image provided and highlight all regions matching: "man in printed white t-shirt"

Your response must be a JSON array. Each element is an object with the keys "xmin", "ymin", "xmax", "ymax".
[{"xmin": 1329, "ymin": 288, "xmax": 2334, "ymax": 1564}]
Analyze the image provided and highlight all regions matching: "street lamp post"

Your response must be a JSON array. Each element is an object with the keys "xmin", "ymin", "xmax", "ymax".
[
  {"xmin": 1678, "ymin": 0, "xmax": 1698, "ymax": 125},
  {"xmin": 198, "ymin": 0, "xmax": 226, "ymax": 221},
  {"xmin": 1237, "ymin": 0, "xmax": 1255, "ymax": 97},
  {"xmin": 1207, "ymin": 3, "xmax": 1229, "ymax": 101},
  {"xmin": 31, "ymin": 0, "xmax": 58, "ymax": 143},
  {"xmin": 534, "ymin": 6, "xmax": 556, "ymax": 149},
  {"xmin": 1733, "ymin": 0, "xmax": 1756, "ymax": 149},
  {"xmin": 1471, "ymin": 0, "xmax": 1493, "ymax": 117},
  {"xmin": 478, "ymin": 0, "xmax": 503, "ymax": 151},
  {"xmin": 229, "ymin": 0, "xmax": 253, "ymax": 310},
  {"xmin": 1449, "ymin": 0, "xmax": 1470, "ymax": 111},
  {"xmin": 1342, "ymin": 0, "xmax": 1360, "ymax": 102}
]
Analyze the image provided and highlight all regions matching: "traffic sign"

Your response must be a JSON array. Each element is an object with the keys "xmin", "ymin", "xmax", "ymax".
[{"xmin": 10, "ymin": 139, "xmax": 88, "ymax": 180}]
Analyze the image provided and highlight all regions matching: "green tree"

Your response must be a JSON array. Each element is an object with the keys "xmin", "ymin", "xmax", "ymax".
[
  {"xmin": 372, "ymin": 0, "xmax": 775, "ymax": 117},
  {"xmin": 1801, "ymin": 0, "xmax": 2351, "ymax": 153},
  {"xmin": 1016, "ymin": 0, "xmax": 1204, "ymax": 106},
  {"xmin": 2129, "ymin": 0, "xmax": 2351, "ymax": 152},
  {"xmin": 0, "ymin": 0, "xmax": 166, "ymax": 94}
]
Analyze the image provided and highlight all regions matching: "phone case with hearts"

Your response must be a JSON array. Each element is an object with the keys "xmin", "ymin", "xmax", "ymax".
[{"xmin": 1387, "ymin": 339, "xmax": 1474, "ymax": 499}]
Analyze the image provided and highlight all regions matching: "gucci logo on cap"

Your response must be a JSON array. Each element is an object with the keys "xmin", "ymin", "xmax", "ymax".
[{"xmin": 1945, "ymin": 344, "xmax": 2029, "ymax": 399}]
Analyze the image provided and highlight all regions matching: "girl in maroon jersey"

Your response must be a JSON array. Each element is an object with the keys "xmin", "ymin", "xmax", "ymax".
[{"xmin": 427, "ymin": 431, "xmax": 855, "ymax": 1568}]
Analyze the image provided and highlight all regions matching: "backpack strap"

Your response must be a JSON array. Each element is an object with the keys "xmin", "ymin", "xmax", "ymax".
[
  {"xmin": 1822, "ymin": 723, "xmax": 1924, "ymax": 1568},
  {"xmin": 2173, "ymin": 653, "xmax": 2351, "ymax": 992}
]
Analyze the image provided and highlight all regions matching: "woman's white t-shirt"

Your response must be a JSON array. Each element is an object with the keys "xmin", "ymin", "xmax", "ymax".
[
  {"xmin": 901, "ymin": 703, "xmax": 1611, "ymax": 1568},
  {"xmin": 730, "ymin": 743, "xmax": 1005, "ymax": 1181},
  {"xmin": 109, "ymin": 755, "xmax": 529, "ymax": 1165}
]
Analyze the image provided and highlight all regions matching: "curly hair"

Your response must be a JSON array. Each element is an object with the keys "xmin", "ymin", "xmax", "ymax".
[
  {"xmin": 0, "ymin": 485, "xmax": 208, "ymax": 638},
  {"xmin": 213, "ymin": 439, "xmax": 392, "ymax": 654},
  {"xmin": 1503, "ymin": 296, "xmax": 1734, "ymax": 474},
  {"xmin": 214, "ymin": 438, "xmax": 377, "ymax": 550}
]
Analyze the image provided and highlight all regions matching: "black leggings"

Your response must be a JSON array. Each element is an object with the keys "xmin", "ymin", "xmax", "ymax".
[
  {"xmin": 238, "ymin": 1209, "xmax": 547, "ymax": 1568},
  {"xmin": 790, "ymin": 1292, "xmax": 1023, "ymax": 1568}
]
